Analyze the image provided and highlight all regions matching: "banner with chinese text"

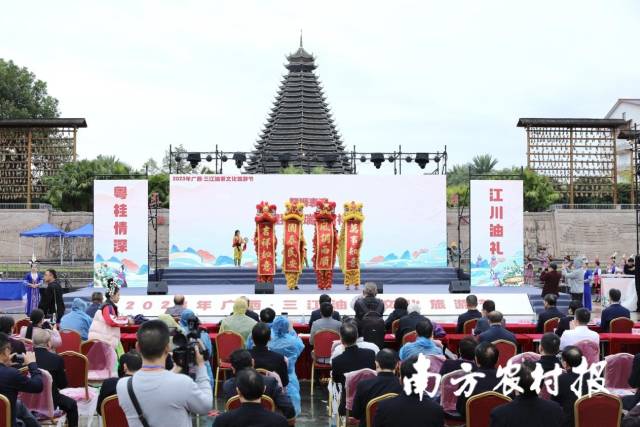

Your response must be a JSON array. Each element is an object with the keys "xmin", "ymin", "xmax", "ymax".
[
  {"xmin": 470, "ymin": 180, "xmax": 523, "ymax": 286},
  {"xmin": 94, "ymin": 180, "xmax": 148, "ymax": 287}
]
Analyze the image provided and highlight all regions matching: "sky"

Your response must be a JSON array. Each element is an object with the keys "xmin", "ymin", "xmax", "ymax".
[{"xmin": 2, "ymin": 0, "xmax": 639, "ymax": 174}]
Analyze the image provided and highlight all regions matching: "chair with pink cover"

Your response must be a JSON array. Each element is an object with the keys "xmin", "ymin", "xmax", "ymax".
[
  {"xmin": 575, "ymin": 340, "xmax": 600, "ymax": 365},
  {"xmin": 425, "ymin": 355, "xmax": 446, "ymax": 393},
  {"xmin": 18, "ymin": 369, "xmax": 66, "ymax": 426},
  {"xmin": 81, "ymin": 340, "xmax": 117, "ymax": 382},
  {"xmin": 508, "ymin": 352, "xmax": 541, "ymax": 366},
  {"xmin": 344, "ymin": 368, "xmax": 377, "ymax": 423},
  {"xmin": 440, "ymin": 369, "xmax": 466, "ymax": 412},
  {"xmin": 605, "ymin": 353, "xmax": 635, "ymax": 391}
]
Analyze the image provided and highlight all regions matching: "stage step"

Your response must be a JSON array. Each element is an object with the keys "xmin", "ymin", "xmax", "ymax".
[{"xmin": 527, "ymin": 294, "xmax": 572, "ymax": 316}]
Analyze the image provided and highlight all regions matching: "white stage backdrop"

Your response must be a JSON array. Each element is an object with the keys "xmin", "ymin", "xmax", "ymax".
[
  {"xmin": 94, "ymin": 180, "xmax": 148, "ymax": 287},
  {"xmin": 470, "ymin": 180, "xmax": 523, "ymax": 286},
  {"xmin": 169, "ymin": 174, "xmax": 447, "ymax": 268}
]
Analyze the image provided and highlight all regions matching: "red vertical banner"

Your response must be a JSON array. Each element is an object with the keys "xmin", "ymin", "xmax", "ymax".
[
  {"xmin": 283, "ymin": 221, "xmax": 302, "ymax": 273},
  {"xmin": 344, "ymin": 221, "xmax": 362, "ymax": 272},
  {"xmin": 314, "ymin": 221, "xmax": 335, "ymax": 270},
  {"xmin": 256, "ymin": 222, "xmax": 276, "ymax": 276}
]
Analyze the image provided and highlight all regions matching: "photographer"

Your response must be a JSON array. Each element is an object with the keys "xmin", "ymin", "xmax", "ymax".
[
  {"xmin": 20, "ymin": 308, "xmax": 62, "ymax": 349},
  {"xmin": 117, "ymin": 320, "xmax": 212, "ymax": 427},
  {"xmin": 178, "ymin": 310, "xmax": 213, "ymax": 387}
]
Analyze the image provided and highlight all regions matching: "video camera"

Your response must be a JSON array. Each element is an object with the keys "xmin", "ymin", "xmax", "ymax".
[{"xmin": 172, "ymin": 316, "xmax": 210, "ymax": 375}]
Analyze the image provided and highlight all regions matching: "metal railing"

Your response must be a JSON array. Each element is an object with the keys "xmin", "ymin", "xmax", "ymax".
[
  {"xmin": 0, "ymin": 203, "xmax": 53, "ymax": 210},
  {"xmin": 550, "ymin": 204, "xmax": 636, "ymax": 210}
]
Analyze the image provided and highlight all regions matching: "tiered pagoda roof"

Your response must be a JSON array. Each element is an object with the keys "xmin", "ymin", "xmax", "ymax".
[{"xmin": 245, "ymin": 40, "xmax": 351, "ymax": 174}]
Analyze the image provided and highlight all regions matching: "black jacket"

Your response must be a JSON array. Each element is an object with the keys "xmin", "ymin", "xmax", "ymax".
[
  {"xmin": 374, "ymin": 393, "xmax": 445, "ymax": 427},
  {"xmin": 358, "ymin": 311, "xmax": 386, "ymax": 350},
  {"xmin": 551, "ymin": 371, "xmax": 586, "ymax": 427},
  {"xmin": 440, "ymin": 358, "xmax": 474, "ymax": 376},
  {"xmin": 395, "ymin": 312, "xmax": 427, "ymax": 344},
  {"xmin": 538, "ymin": 355, "xmax": 561, "ymax": 373},
  {"xmin": 384, "ymin": 309, "xmax": 407, "ymax": 332},
  {"xmin": 456, "ymin": 367, "xmax": 500, "ymax": 417},
  {"xmin": 478, "ymin": 324, "xmax": 517, "ymax": 346},
  {"xmin": 601, "ymin": 303, "xmax": 631, "ymax": 332},
  {"xmin": 222, "ymin": 373, "xmax": 295, "ymax": 419},
  {"xmin": 34, "ymin": 347, "xmax": 68, "ymax": 403},
  {"xmin": 308, "ymin": 309, "xmax": 341, "ymax": 328},
  {"xmin": 490, "ymin": 394, "xmax": 562, "ymax": 427},
  {"xmin": 212, "ymin": 402, "xmax": 288, "ymax": 427},
  {"xmin": 354, "ymin": 296, "xmax": 385, "ymax": 321},
  {"xmin": 536, "ymin": 307, "xmax": 565, "ymax": 333},
  {"xmin": 625, "ymin": 353, "xmax": 640, "ymax": 409},
  {"xmin": 456, "ymin": 309, "xmax": 482, "ymax": 333},
  {"xmin": 38, "ymin": 280, "xmax": 65, "ymax": 322},
  {"xmin": 331, "ymin": 345, "xmax": 376, "ymax": 414},
  {"xmin": 96, "ymin": 377, "xmax": 120, "ymax": 415},
  {"xmin": 351, "ymin": 372, "xmax": 402, "ymax": 426},
  {"xmin": 0, "ymin": 362, "xmax": 42, "ymax": 427},
  {"xmin": 250, "ymin": 345, "xmax": 289, "ymax": 387},
  {"xmin": 555, "ymin": 315, "xmax": 573, "ymax": 337}
]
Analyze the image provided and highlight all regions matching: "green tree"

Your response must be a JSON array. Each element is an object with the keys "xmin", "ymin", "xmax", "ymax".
[
  {"xmin": 0, "ymin": 59, "xmax": 59, "ymax": 118},
  {"xmin": 140, "ymin": 158, "xmax": 161, "ymax": 175},
  {"xmin": 521, "ymin": 168, "xmax": 560, "ymax": 212},
  {"xmin": 470, "ymin": 154, "xmax": 498, "ymax": 175},
  {"xmin": 148, "ymin": 173, "xmax": 169, "ymax": 208},
  {"xmin": 280, "ymin": 165, "xmax": 305, "ymax": 174},
  {"xmin": 447, "ymin": 163, "xmax": 470, "ymax": 186}
]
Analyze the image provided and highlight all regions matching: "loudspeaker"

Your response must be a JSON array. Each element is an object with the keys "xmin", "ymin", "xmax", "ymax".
[
  {"xmin": 449, "ymin": 280, "xmax": 470, "ymax": 294},
  {"xmin": 370, "ymin": 281, "xmax": 383, "ymax": 294},
  {"xmin": 456, "ymin": 269, "xmax": 470, "ymax": 280},
  {"xmin": 147, "ymin": 280, "xmax": 168, "ymax": 295},
  {"xmin": 255, "ymin": 282, "xmax": 274, "ymax": 294}
]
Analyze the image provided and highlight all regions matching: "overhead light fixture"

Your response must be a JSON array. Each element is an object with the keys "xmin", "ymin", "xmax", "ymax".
[
  {"xmin": 415, "ymin": 153, "xmax": 429, "ymax": 169},
  {"xmin": 360, "ymin": 155, "xmax": 367, "ymax": 163},
  {"xmin": 233, "ymin": 152, "xmax": 247, "ymax": 168},
  {"xmin": 186, "ymin": 153, "xmax": 201, "ymax": 169},
  {"xmin": 370, "ymin": 153, "xmax": 385, "ymax": 169}
]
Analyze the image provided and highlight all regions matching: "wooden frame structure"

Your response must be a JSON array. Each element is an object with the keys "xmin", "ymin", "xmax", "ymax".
[
  {"xmin": 0, "ymin": 118, "xmax": 87, "ymax": 205},
  {"xmin": 517, "ymin": 118, "xmax": 629, "ymax": 206}
]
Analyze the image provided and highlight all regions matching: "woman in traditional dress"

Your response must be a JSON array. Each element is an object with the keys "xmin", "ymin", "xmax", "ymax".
[
  {"xmin": 23, "ymin": 261, "xmax": 42, "ymax": 315},
  {"xmin": 524, "ymin": 256, "xmax": 535, "ymax": 285},
  {"xmin": 88, "ymin": 278, "xmax": 130, "ymax": 357},
  {"xmin": 232, "ymin": 230, "xmax": 247, "ymax": 267},
  {"xmin": 269, "ymin": 316, "xmax": 304, "ymax": 415},
  {"xmin": 593, "ymin": 258, "xmax": 602, "ymax": 303}
]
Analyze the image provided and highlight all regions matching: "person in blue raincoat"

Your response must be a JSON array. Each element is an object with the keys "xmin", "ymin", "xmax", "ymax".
[
  {"xmin": 179, "ymin": 309, "xmax": 214, "ymax": 388},
  {"xmin": 268, "ymin": 316, "xmax": 304, "ymax": 415}
]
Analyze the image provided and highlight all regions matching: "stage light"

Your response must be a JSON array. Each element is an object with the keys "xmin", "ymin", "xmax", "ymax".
[
  {"xmin": 405, "ymin": 156, "xmax": 413, "ymax": 163},
  {"xmin": 174, "ymin": 155, "xmax": 182, "ymax": 163},
  {"xmin": 415, "ymin": 153, "xmax": 429, "ymax": 169},
  {"xmin": 186, "ymin": 152, "xmax": 201, "ymax": 169},
  {"xmin": 278, "ymin": 153, "xmax": 292, "ymax": 168},
  {"xmin": 205, "ymin": 155, "xmax": 213, "ymax": 162},
  {"xmin": 233, "ymin": 152, "xmax": 246, "ymax": 168},
  {"xmin": 387, "ymin": 155, "xmax": 395, "ymax": 163},
  {"xmin": 322, "ymin": 153, "xmax": 339, "ymax": 167},
  {"xmin": 221, "ymin": 155, "xmax": 228, "ymax": 162},
  {"xmin": 370, "ymin": 153, "xmax": 385, "ymax": 169},
  {"xmin": 360, "ymin": 155, "xmax": 367, "ymax": 163},
  {"xmin": 434, "ymin": 155, "xmax": 441, "ymax": 163}
]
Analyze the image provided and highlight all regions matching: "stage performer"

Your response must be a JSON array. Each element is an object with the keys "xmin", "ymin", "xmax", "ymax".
[
  {"xmin": 312, "ymin": 200, "xmax": 338, "ymax": 290},
  {"xmin": 23, "ymin": 258, "xmax": 43, "ymax": 315},
  {"xmin": 339, "ymin": 201, "xmax": 364, "ymax": 290},
  {"xmin": 282, "ymin": 201, "xmax": 306, "ymax": 290},
  {"xmin": 254, "ymin": 201, "xmax": 277, "ymax": 284},
  {"xmin": 232, "ymin": 229, "xmax": 247, "ymax": 267}
]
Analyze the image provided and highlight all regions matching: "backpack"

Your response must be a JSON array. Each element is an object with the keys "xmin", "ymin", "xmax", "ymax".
[{"xmin": 359, "ymin": 311, "xmax": 385, "ymax": 349}]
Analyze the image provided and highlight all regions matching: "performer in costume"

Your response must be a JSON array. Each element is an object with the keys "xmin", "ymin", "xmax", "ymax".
[
  {"xmin": 254, "ymin": 202, "xmax": 277, "ymax": 284},
  {"xmin": 232, "ymin": 230, "xmax": 247, "ymax": 267},
  {"xmin": 312, "ymin": 200, "xmax": 338, "ymax": 290},
  {"xmin": 282, "ymin": 201, "xmax": 306, "ymax": 290},
  {"xmin": 339, "ymin": 201, "xmax": 364, "ymax": 290},
  {"xmin": 23, "ymin": 258, "xmax": 43, "ymax": 315}
]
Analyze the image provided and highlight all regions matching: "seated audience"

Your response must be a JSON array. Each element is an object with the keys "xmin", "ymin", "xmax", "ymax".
[
  {"xmin": 331, "ymin": 318, "xmax": 380, "ymax": 359},
  {"xmin": 623, "ymin": 352, "xmax": 640, "ymax": 410},
  {"xmin": 555, "ymin": 300, "xmax": 582, "ymax": 337},
  {"xmin": 214, "ymin": 368, "xmax": 288, "ymax": 427},
  {"xmin": 0, "ymin": 316, "xmax": 26, "ymax": 355},
  {"xmin": 399, "ymin": 319, "xmax": 443, "ymax": 361},
  {"xmin": 0, "ymin": 332, "xmax": 42, "ymax": 427},
  {"xmin": 239, "ymin": 296, "xmax": 260, "ymax": 322},
  {"xmin": 222, "ymin": 349, "xmax": 294, "ymax": 419},
  {"xmin": 354, "ymin": 283, "xmax": 385, "ymax": 321},
  {"xmin": 473, "ymin": 299, "xmax": 496, "ymax": 335},
  {"xmin": 395, "ymin": 303, "xmax": 428, "ymax": 345},
  {"xmin": 374, "ymin": 355, "xmax": 445, "ymax": 427},
  {"xmin": 60, "ymin": 298, "xmax": 93, "ymax": 340},
  {"xmin": 440, "ymin": 336, "xmax": 477, "ymax": 376},
  {"xmin": 164, "ymin": 294, "xmax": 186, "ymax": 319},
  {"xmin": 559, "ymin": 308, "xmax": 599, "ymax": 350},
  {"xmin": 331, "ymin": 322, "xmax": 376, "ymax": 415},
  {"xmin": 540, "ymin": 263, "xmax": 562, "ymax": 297},
  {"xmin": 456, "ymin": 342, "xmax": 501, "ymax": 417},
  {"xmin": 601, "ymin": 288, "xmax": 631, "ymax": 332},
  {"xmin": 538, "ymin": 332, "xmax": 561, "ymax": 372},
  {"xmin": 268, "ymin": 316, "xmax": 304, "ymax": 415},
  {"xmin": 536, "ymin": 294, "xmax": 564, "ymax": 333},
  {"xmin": 489, "ymin": 361, "xmax": 562, "ymax": 427},
  {"xmin": 96, "ymin": 351, "xmax": 142, "ymax": 415},
  {"xmin": 20, "ymin": 308, "xmax": 62, "ymax": 348},
  {"xmin": 219, "ymin": 298, "xmax": 258, "ymax": 342},
  {"xmin": 359, "ymin": 309, "xmax": 386, "ymax": 350},
  {"xmin": 384, "ymin": 297, "xmax": 408, "ymax": 332},
  {"xmin": 309, "ymin": 302, "xmax": 341, "ymax": 346},
  {"xmin": 249, "ymin": 323, "xmax": 289, "ymax": 387},
  {"xmin": 477, "ymin": 311, "xmax": 517, "ymax": 346},
  {"xmin": 308, "ymin": 294, "xmax": 341, "ymax": 327},
  {"xmin": 259, "ymin": 307, "xmax": 276, "ymax": 324},
  {"xmin": 352, "ymin": 349, "xmax": 402, "ymax": 426},
  {"xmin": 552, "ymin": 346, "xmax": 587, "ymax": 427},
  {"xmin": 85, "ymin": 291, "xmax": 104, "ymax": 319},
  {"xmin": 623, "ymin": 402, "xmax": 640, "ymax": 427},
  {"xmin": 117, "ymin": 320, "xmax": 212, "ymax": 427},
  {"xmin": 456, "ymin": 294, "xmax": 482, "ymax": 333},
  {"xmin": 32, "ymin": 328, "xmax": 79, "ymax": 427},
  {"xmin": 179, "ymin": 310, "xmax": 214, "ymax": 387}
]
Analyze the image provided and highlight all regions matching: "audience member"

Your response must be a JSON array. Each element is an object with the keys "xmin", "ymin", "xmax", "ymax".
[
  {"xmin": 60, "ymin": 298, "xmax": 93, "ymax": 340},
  {"xmin": 540, "ymin": 263, "xmax": 562, "ymax": 297},
  {"xmin": 352, "ymin": 349, "xmax": 402, "ymax": 427},
  {"xmin": 477, "ymin": 311, "xmax": 517, "ymax": 345},
  {"xmin": 308, "ymin": 294, "xmax": 341, "ymax": 327},
  {"xmin": 601, "ymin": 288, "xmax": 631, "ymax": 332},
  {"xmin": 622, "ymin": 351, "xmax": 640, "ymax": 410},
  {"xmin": 239, "ymin": 296, "xmax": 260, "ymax": 322},
  {"xmin": 538, "ymin": 332, "xmax": 561, "ymax": 372},
  {"xmin": 489, "ymin": 361, "xmax": 562, "ymax": 427},
  {"xmin": 552, "ymin": 346, "xmax": 587, "ymax": 427},
  {"xmin": 0, "ymin": 316, "xmax": 26, "ymax": 355},
  {"xmin": 398, "ymin": 319, "xmax": 443, "ymax": 360},
  {"xmin": 559, "ymin": 308, "xmax": 599, "ymax": 350},
  {"xmin": 456, "ymin": 295, "xmax": 482, "ymax": 333},
  {"xmin": 38, "ymin": 268, "xmax": 65, "ymax": 322},
  {"xmin": 440, "ymin": 336, "xmax": 477, "ymax": 376},
  {"xmin": 536, "ymin": 294, "xmax": 565, "ymax": 333},
  {"xmin": 456, "ymin": 342, "xmax": 501, "ymax": 417},
  {"xmin": 384, "ymin": 297, "xmax": 408, "ymax": 332},
  {"xmin": 359, "ymin": 308, "xmax": 386, "ymax": 350},
  {"xmin": 21, "ymin": 308, "xmax": 62, "ymax": 348},
  {"xmin": 0, "ymin": 332, "xmax": 42, "ymax": 427},
  {"xmin": 473, "ymin": 299, "xmax": 496, "ymax": 335},
  {"xmin": 164, "ymin": 294, "xmax": 186, "ymax": 319},
  {"xmin": 309, "ymin": 302, "xmax": 341, "ymax": 346},
  {"xmin": 88, "ymin": 279, "xmax": 130, "ymax": 350},
  {"xmin": 249, "ymin": 322, "xmax": 289, "ymax": 387},
  {"xmin": 374, "ymin": 355, "xmax": 445, "ymax": 427},
  {"xmin": 85, "ymin": 292, "xmax": 104, "ymax": 319},
  {"xmin": 219, "ymin": 298, "xmax": 258, "ymax": 342},
  {"xmin": 625, "ymin": 257, "xmax": 636, "ymax": 275},
  {"xmin": 32, "ymin": 328, "xmax": 79, "ymax": 427},
  {"xmin": 179, "ymin": 309, "xmax": 214, "ymax": 387},
  {"xmin": 331, "ymin": 318, "xmax": 380, "ymax": 359},
  {"xmin": 214, "ymin": 368, "xmax": 288, "ymax": 427},
  {"xmin": 259, "ymin": 307, "xmax": 276, "ymax": 324},
  {"xmin": 97, "ymin": 351, "xmax": 142, "ymax": 415},
  {"xmin": 353, "ymin": 283, "xmax": 385, "ymax": 321},
  {"xmin": 555, "ymin": 300, "xmax": 582, "ymax": 337},
  {"xmin": 331, "ymin": 322, "xmax": 376, "ymax": 415},
  {"xmin": 117, "ymin": 320, "xmax": 212, "ymax": 427},
  {"xmin": 395, "ymin": 303, "xmax": 427, "ymax": 345},
  {"xmin": 268, "ymin": 316, "xmax": 304, "ymax": 415},
  {"xmin": 222, "ymin": 349, "xmax": 294, "ymax": 419}
]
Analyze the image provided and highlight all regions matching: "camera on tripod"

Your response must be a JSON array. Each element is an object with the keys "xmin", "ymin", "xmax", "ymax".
[{"xmin": 172, "ymin": 316, "xmax": 210, "ymax": 373}]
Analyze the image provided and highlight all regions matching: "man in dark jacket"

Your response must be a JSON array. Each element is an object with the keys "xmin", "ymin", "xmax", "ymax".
[
  {"xmin": 384, "ymin": 297, "xmax": 408, "ymax": 332},
  {"xmin": 536, "ymin": 294, "xmax": 565, "ymax": 333},
  {"xmin": 353, "ymin": 283, "xmax": 385, "ymax": 321},
  {"xmin": 477, "ymin": 311, "xmax": 517, "ymax": 345},
  {"xmin": 395, "ymin": 304, "xmax": 427, "ymax": 345},
  {"xmin": 456, "ymin": 294, "xmax": 482, "ymax": 333},
  {"xmin": 38, "ymin": 269, "xmax": 65, "ymax": 322},
  {"xmin": 601, "ymin": 288, "xmax": 631, "ymax": 332},
  {"xmin": 359, "ymin": 311, "xmax": 386, "ymax": 350},
  {"xmin": 351, "ymin": 349, "xmax": 402, "ymax": 426},
  {"xmin": 538, "ymin": 332, "xmax": 562, "ymax": 373},
  {"xmin": 456, "ymin": 342, "xmax": 501, "ymax": 418},
  {"xmin": 308, "ymin": 294, "xmax": 341, "ymax": 327},
  {"xmin": 552, "ymin": 346, "xmax": 587, "ymax": 427},
  {"xmin": 473, "ymin": 299, "xmax": 496, "ymax": 336},
  {"xmin": 623, "ymin": 352, "xmax": 640, "ymax": 410},
  {"xmin": 96, "ymin": 351, "xmax": 142, "ymax": 415},
  {"xmin": 440, "ymin": 336, "xmax": 477, "ymax": 376},
  {"xmin": 555, "ymin": 300, "xmax": 582, "ymax": 337},
  {"xmin": 540, "ymin": 263, "xmax": 562, "ymax": 297},
  {"xmin": 85, "ymin": 292, "xmax": 104, "ymax": 319},
  {"xmin": 249, "ymin": 323, "xmax": 289, "ymax": 387}
]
